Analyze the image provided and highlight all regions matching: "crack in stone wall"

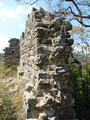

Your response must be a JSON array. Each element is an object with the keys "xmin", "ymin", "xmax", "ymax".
[
  {"xmin": 4, "ymin": 38, "xmax": 20, "ymax": 66},
  {"xmin": 18, "ymin": 7, "xmax": 78, "ymax": 120}
]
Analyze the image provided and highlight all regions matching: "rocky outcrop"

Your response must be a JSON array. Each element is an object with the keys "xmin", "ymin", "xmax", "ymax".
[
  {"xmin": 4, "ymin": 38, "xmax": 20, "ymax": 66},
  {"xmin": 18, "ymin": 8, "xmax": 77, "ymax": 120}
]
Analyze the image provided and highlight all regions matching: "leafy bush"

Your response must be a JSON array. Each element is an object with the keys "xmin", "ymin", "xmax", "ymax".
[
  {"xmin": 0, "ymin": 61, "xmax": 24, "ymax": 120},
  {"xmin": 0, "ymin": 80, "xmax": 16, "ymax": 120},
  {"xmin": 0, "ymin": 61, "xmax": 17, "ymax": 78},
  {"xmin": 70, "ymin": 63, "xmax": 90, "ymax": 120},
  {"xmin": 0, "ymin": 61, "xmax": 18, "ymax": 119}
]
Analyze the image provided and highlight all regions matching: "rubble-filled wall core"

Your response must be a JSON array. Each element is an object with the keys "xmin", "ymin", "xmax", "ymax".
[
  {"xmin": 4, "ymin": 38, "xmax": 20, "ymax": 66},
  {"xmin": 18, "ymin": 8, "xmax": 77, "ymax": 120}
]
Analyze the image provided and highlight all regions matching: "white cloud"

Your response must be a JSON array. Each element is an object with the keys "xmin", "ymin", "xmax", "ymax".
[
  {"xmin": 28, "ymin": 6, "xmax": 33, "ymax": 13},
  {"xmin": 16, "ymin": 5, "xmax": 33, "ymax": 14},
  {"xmin": 0, "ymin": 5, "xmax": 25, "ymax": 20},
  {"xmin": 26, "ymin": 5, "xmax": 34, "ymax": 14},
  {"xmin": 0, "ymin": 8, "xmax": 19, "ymax": 19},
  {"xmin": 0, "ymin": 2, "xmax": 4, "ymax": 7},
  {"xmin": 19, "ymin": 23, "xmax": 25, "ymax": 29},
  {"xmin": 1, "ymin": 18, "xmax": 7, "ymax": 22},
  {"xmin": 16, "ymin": 6, "xmax": 24, "ymax": 13},
  {"xmin": 0, "ymin": 34, "xmax": 9, "ymax": 53},
  {"xmin": 0, "ymin": 4, "xmax": 33, "ymax": 20}
]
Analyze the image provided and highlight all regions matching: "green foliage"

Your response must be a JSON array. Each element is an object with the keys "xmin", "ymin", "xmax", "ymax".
[
  {"xmin": 0, "ymin": 62, "xmax": 23, "ymax": 120},
  {"xmin": 0, "ymin": 61, "xmax": 18, "ymax": 78},
  {"xmin": 4, "ymin": 65, "xmax": 18, "ymax": 77},
  {"xmin": 0, "ymin": 80, "xmax": 16, "ymax": 120},
  {"xmin": 70, "ymin": 63, "xmax": 90, "ymax": 120},
  {"xmin": 0, "ymin": 62, "xmax": 18, "ymax": 119}
]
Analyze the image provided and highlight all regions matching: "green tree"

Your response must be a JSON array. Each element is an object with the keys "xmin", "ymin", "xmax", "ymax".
[
  {"xmin": 69, "ymin": 27, "xmax": 90, "ymax": 120},
  {"xmin": 70, "ymin": 62, "xmax": 90, "ymax": 120}
]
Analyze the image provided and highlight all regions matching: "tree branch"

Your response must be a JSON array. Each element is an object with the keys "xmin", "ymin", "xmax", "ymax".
[
  {"xmin": 74, "ymin": 18, "xmax": 90, "ymax": 27},
  {"xmin": 30, "ymin": 0, "xmax": 39, "ymax": 5},
  {"xmin": 65, "ymin": 0, "xmax": 90, "ymax": 27},
  {"xmin": 19, "ymin": 0, "xmax": 39, "ymax": 5},
  {"xmin": 71, "ymin": 0, "xmax": 82, "ymax": 16},
  {"xmin": 66, "ymin": 7, "xmax": 90, "ymax": 27},
  {"xmin": 67, "ymin": 7, "xmax": 90, "ymax": 19}
]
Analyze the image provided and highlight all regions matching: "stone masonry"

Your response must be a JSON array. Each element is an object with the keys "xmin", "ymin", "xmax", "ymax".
[
  {"xmin": 18, "ymin": 8, "xmax": 77, "ymax": 120},
  {"xmin": 4, "ymin": 38, "xmax": 20, "ymax": 66},
  {"xmin": 0, "ymin": 53, "xmax": 4, "ymax": 62}
]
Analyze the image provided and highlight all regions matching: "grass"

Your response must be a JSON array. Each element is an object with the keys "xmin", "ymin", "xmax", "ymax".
[
  {"xmin": 0, "ymin": 61, "xmax": 18, "ymax": 78},
  {"xmin": 0, "ymin": 61, "xmax": 24, "ymax": 120},
  {"xmin": 12, "ymin": 89, "xmax": 25, "ymax": 120},
  {"xmin": 0, "ymin": 79, "xmax": 16, "ymax": 120}
]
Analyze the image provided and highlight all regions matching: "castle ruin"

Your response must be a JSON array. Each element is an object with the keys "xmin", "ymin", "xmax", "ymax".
[
  {"xmin": 4, "ymin": 38, "xmax": 20, "ymax": 66},
  {"xmin": 18, "ymin": 8, "xmax": 78, "ymax": 120}
]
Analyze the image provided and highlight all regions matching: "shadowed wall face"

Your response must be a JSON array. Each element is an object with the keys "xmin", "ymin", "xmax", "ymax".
[
  {"xmin": 18, "ymin": 7, "xmax": 77, "ymax": 120},
  {"xmin": 4, "ymin": 38, "xmax": 20, "ymax": 66}
]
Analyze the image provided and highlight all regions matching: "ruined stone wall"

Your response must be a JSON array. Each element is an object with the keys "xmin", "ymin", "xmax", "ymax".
[
  {"xmin": 4, "ymin": 38, "xmax": 20, "ymax": 66},
  {"xmin": 18, "ymin": 8, "xmax": 77, "ymax": 120},
  {"xmin": 0, "ymin": 53, "xmax": 4, "ymax": 62}
]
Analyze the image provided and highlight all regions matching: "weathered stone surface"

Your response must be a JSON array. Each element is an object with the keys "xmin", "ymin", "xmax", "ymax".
[
  {"xmin": 56, "ymin": 67, "xmax": 66, "ymax": 74},
  {"xmin": 18, "ymin": 7, "xmax": 77, "ymax": 120},
  {"xmin": 66, "ymin": 38, "xmax": 74, "ymax": 45},
  {"xmin": 3, "ymin": 38, "xmax": 20, "ymax": 66},
  {"xmin": 61, "ymin": 21, "xmax": 72, "ymax": 31},
  {"xmin": 0, "ymin": 53, "xmax": 4, "ymax": 62},
  {"xmin": 54, "ymin": 46, "xmax": 64, "ymax": 52}
]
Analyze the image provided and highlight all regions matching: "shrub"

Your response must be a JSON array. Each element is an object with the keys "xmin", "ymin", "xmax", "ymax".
[
  {"xmin": 70, "ymin": 63, "xmax": 90, "ymax": 120},
  {"xmin": 0, "ymin": 80, "xmax": 16, "ymax": 120}
]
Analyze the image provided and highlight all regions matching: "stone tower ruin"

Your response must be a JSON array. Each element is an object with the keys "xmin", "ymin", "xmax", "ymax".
[
  {"xmin": 4, "ymin": 38, "xmax": 20, "ymax": 66},
  {"xmin": 18, "ymin": 8, "xmax": 77, "ymax": 120}
]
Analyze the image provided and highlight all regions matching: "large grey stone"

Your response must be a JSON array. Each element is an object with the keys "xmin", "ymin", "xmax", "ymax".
[{"xmin": 55, "ymin": 67, "xmax": 66, "ymax": 74}]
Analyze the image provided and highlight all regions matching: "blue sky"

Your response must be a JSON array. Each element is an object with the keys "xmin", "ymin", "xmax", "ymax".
[
  {"xmin": 0, "ymin": 0, "xmax": 54, "ymax": 53},
  {"xmin": 0, "ymin": 0, "xmax": 45, "ymax": 53},
  {"xmin": 0, "ymin": 0, "xmax": 89, "ymax": 53},
  {"xmin": 0, "ymin": 0, "xmax": 28, "ymax": 52}
]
